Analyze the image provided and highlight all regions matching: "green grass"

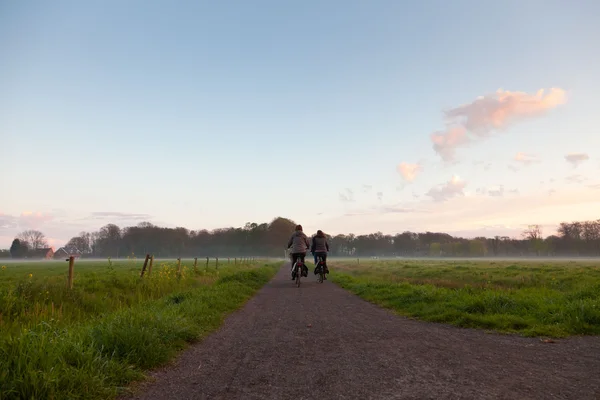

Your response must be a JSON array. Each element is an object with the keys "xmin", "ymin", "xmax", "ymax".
[
  {"xmin": 0, "ymin": 258, "xmax": 280, "ymax": 399},
  {"xmin": 329, "ymin": 259, "xmax": 600, "ymax": 338}
]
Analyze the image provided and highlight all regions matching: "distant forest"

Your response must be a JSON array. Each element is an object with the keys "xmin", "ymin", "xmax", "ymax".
[{"xmin": 4, "ymin": 217, "xmax": 600, "ymax": 259}]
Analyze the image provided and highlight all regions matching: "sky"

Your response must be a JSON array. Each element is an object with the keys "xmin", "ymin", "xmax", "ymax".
[{"xmin": 1, "ymin": 0, "xmax": 600, "ymax": 248}]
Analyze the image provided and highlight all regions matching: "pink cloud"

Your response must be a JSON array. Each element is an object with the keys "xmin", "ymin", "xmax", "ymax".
[
  {"xmin": 396, "ymin": 162, "xmax": 423, "ymax": 182},
  {"xmin": 430, "ymin": 127, "xmax": 468, "ymax": 162},
  {"xmin": 514, "ymin": 152, "xmax": 540, "ymax": 165},
  {"xmin": 19, "ymin": 211, "xmax": 54, "ymax": 228},
  {"xmin": 426, "ymin": 175, "xmax": 467, "ymax": 202},
  {"xmin": 431, "ymin": 88, "xmax": 567, "ymax": 162}
]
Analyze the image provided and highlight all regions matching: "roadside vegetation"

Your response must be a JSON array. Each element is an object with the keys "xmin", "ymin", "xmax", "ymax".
[
  {"xmin": 0, "ymin": 259, "xmax": 280, "ymax": 399},
  {"xmin": 330, "ymin": 259, "xmax": 600, "ymax": 338}
]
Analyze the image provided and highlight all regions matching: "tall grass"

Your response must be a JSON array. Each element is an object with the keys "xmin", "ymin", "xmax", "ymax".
[
  {"xmin": 0, "ymin": 259, "xmax": 280, "ymax": 399},
  {"xmin": 330, "ymin": 260, "xmax": 600, "ymax": 337}
]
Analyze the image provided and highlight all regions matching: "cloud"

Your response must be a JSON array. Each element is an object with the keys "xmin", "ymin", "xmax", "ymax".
[
  {"xmin": 472, "ymin": 160, "xmax": 492, "ymax": 171},
  {"xmin": 430, "ymin": 127, "xmax": 468, "ymax": 162},
  {"xmin": 397, "ymin": 162, "xmax": 423, "ymax": 182},
  {"xmin": 344, "ymin": 204, "xmax": 428, "ymax": 217},
  {"xmin": 362, "ymin": 184, "xmax": 373, "ymax": 193},
  {"xmin": 589, "ymin": 184, "xmax": 600, "ymax": 190},
  {"xmin": 321, "ymin": 186, "xmax": 600, "ymax": 240},
  {"xmin": 548, "ymin": 189, "xmax": 557, "ymax": 196},
  {"xmin": 431, "ymin": 88, "xmax": 567, "ymax": 161},
  {"xmin": 0, "ymin": 212, "xmax": 54, "ymax": 230},
  {"xmin": 0, "ymin": 214, "xmax": 18, "ymax": 230},
  {"xmin": 338, "ymin": 189, "xmax": 355, "ymax": 203},
  {"xmin": 565, "ymin": 174, "xmax": 586, "ymax": 184},
  {"xmin": 377, "ymin": 192, "xmax": 383, "ymax": 202},
  {"xmin": 487, "ymin": 185, "xmax": 505, "ymax": 197},
  {"xmin": 564, "ymin": 153, "xmax": 589, "ymax": 167},
  {"xmin": 90, "ymin": 212, "xmax": 152, "ymax": 220},
  {"xmin": 426, "ymin": 175, "xmax": 467, "ymax": 202},
  {"xmin": 508, "ymin": 165, "xmax": 519, "ymax": 172},
  {"xmin": 514, "ymin": 152, "xmax": 540, "ymax": 165}
]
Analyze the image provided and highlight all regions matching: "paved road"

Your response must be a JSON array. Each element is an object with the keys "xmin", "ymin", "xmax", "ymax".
[{"xmin": 126, "ymin": 265, "xmax": 600, "ymax": 399}]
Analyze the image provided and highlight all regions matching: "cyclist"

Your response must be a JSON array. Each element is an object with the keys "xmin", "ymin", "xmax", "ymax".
[
  {"xmin": 311, "ymin": 229, "xmax": 330, "ymax": 278},
  {"xmin": 287, "ymin": 224, "xmax": 310, "ymax": 280}
]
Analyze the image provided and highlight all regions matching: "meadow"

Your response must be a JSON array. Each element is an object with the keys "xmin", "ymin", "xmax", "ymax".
[
  {"xmin": 0, "ymin": 258, "xmax": 281, "ymax": 399},
  {"xmin": 329, "ymin": 259, "xmax": 600, "ymax": 338}
]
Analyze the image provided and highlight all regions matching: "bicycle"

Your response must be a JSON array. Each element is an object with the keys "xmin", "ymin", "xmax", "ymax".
[
  {"xmin": 291, "ymin": 255, "xmax": 307, "ymax": 287},
  {"xmin": 315, "ymin": 255, "xmax": 326, "ymax": 283}
]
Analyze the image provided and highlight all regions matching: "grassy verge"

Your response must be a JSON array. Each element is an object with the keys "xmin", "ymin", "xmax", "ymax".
[
  {"xmin": 329, "ymin": 259, "xmax": 600, "ymax": 338},
  {"xmin": 0, "ymin": 261, "xmax": 280, "ymax": 399}
]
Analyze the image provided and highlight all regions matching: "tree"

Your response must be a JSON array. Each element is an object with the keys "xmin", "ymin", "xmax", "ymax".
[
  {"xmin": 17, "ymin": 230, "xmax": 48, "ymax": 250},
  {"xmin": 10, "ymin": 239, "xmax": 28, "ymax": 258},
  {"xmin": 65, "ymin": 232, "xmax": 92, "ymax": 254},
  {"xmin": 522, "ymin": 225, "xmax": 543, "ymax": 255}
]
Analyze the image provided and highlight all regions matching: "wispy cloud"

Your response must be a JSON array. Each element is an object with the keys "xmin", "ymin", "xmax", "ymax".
[
  {"xmin": 508, "ymin": 165, "xmax": 519, "ymax": 172},
  {"xmin": 430, "ymin": 88, "xmax": 567, "ymax": 162},
  {"xmin": 362, "ymin": 184, "xmax": 372, "ymax": 193},
  {"xmin": 564, "ymin": 153, "xmax": 589, "ymax": 168},
  {"xmin": 396, "ymin": 162, "xmax": 423, "ymax": 182},
  {"xmin": 377, "ymin": 192, "xmax": 383, "ymax": 202},
  {"xmin": 565, "ymin": 174, "xmax": 587, "ymax": 184},
  {"xmin": 487, "ymin": 185, "xmax": 505, "ymax": 197},
  {"xmin": 426, "ymin": 175, "xmax": 467, "ymax": 202},
  {"xmin": 589, "ymin": 184, "xmax": 600, "ymax": 190},
  {"xmin": 90, "ymin": 212, "xmax": 152, "ymax": 220},
  {"xmin": 338, "ymin": 188, "xmax": 355, "ymax": 203},
  {"xmin": 514, "ymin": 152, "xmax": 540, "ymax": 165},
  {"xmin": 344, "ymin": 204, "xmax": 428, "ymax": 217}
]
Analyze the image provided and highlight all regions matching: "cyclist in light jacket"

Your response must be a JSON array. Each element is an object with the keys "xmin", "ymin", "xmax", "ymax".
[{"xmin": 287, "ymin": 224, "xmax": 310, "ymax": 279}]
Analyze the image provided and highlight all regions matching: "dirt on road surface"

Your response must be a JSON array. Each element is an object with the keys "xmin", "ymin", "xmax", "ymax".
[{"xmin": 125, "ymin": 264, "xmax": 600, "ymax": 400}]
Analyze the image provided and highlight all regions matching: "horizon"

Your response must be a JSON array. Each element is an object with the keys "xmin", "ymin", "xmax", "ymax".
[{"xmin": 2, "ymin": 1, "xmax": 600, "ymax": 249}]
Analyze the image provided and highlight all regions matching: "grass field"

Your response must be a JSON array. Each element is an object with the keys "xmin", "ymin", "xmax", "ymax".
[
  {"xmin": 0, "ymin": 258, "xmax": 281, "ymax": 399},
  {"xmin": 329, "ymin": 259, "xmax": 600, "ymax": 338}
]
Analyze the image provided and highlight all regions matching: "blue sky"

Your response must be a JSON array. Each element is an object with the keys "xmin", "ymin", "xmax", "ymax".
[{"xmin": 1, "ymin": 0, "xmax": 600, "ymax": 247}]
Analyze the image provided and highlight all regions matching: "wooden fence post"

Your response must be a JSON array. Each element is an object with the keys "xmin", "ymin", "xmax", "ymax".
[
  {"xmin": 177, "ymin": 258, "xmax": 182, "ymax": 278},
  {"xmin": 148, "ymin": 255, "xmax": 154, "ymax": 275},
  {"xmin": 216, "ymin": 257, "xmax": 219, "ymax": 269},
  {"xmin": 140, "ymin": 254, "xmax": 150, "ymax": 277},
  {"xmin": 67, "ymin": 256, "xmax": 75, "ymax": 289},
  {"xmin": 206, "ymin": 257, "xmax": 209, "ymax": 270},
  {"xmin": 193, "ymin": 257, "xmax": 198, "ymax": 272}
]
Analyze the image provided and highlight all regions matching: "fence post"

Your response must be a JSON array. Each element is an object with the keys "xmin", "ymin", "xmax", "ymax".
[
  {"xmin": 177, "ymin": 258, "xmax": 182, "ymax": 278},
  {"xmin": 67, "ymin": 256, "xmax": 75, "ymax": 289},
  {"xmin": 228, "ymin": 257, "xmax": 230, "ymax": 264},
  {"xmin": 140, "ymin": 254, "xmax": 150, "ymax": 277},
  {"xmin": 148, "ymin": 255, "xmax": 154, "ymax": 275},
  {"xmin": 206, "ymin": 257, "xmax": 209, "ymax": 270},
  {"xmin": 235, "ymin": 258, "xmax": 237, "ymax": 265},
  {"xmin": 193, "ymin": 257, "xmax": 198, "ymax": 272},
  {"xmin": 216, "ymin": 257, "xmax": 219, "ymax": 269}
]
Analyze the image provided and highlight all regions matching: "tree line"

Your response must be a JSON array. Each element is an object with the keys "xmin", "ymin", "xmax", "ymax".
[{"xmin": 3, "ymin": 218, "xmax": 600, "ymax": 259}]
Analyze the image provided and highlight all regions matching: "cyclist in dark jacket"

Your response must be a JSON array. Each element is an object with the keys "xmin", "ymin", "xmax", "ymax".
[{"xmin": 311, "ymin": 230, "xmax": 330, "ymax": 277}]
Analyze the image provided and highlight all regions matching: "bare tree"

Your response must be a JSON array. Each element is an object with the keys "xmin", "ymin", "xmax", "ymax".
[
  {"xmin": 17, "ymin": 230, "xmax": 48, "ymax": 250},
  {"xmin": 522, "ymin": 225, "xmax": 544, "ymax": 255},
  {"xmin": 522, "ymin": 225, "xmax": 542, "ymax": 241}
]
